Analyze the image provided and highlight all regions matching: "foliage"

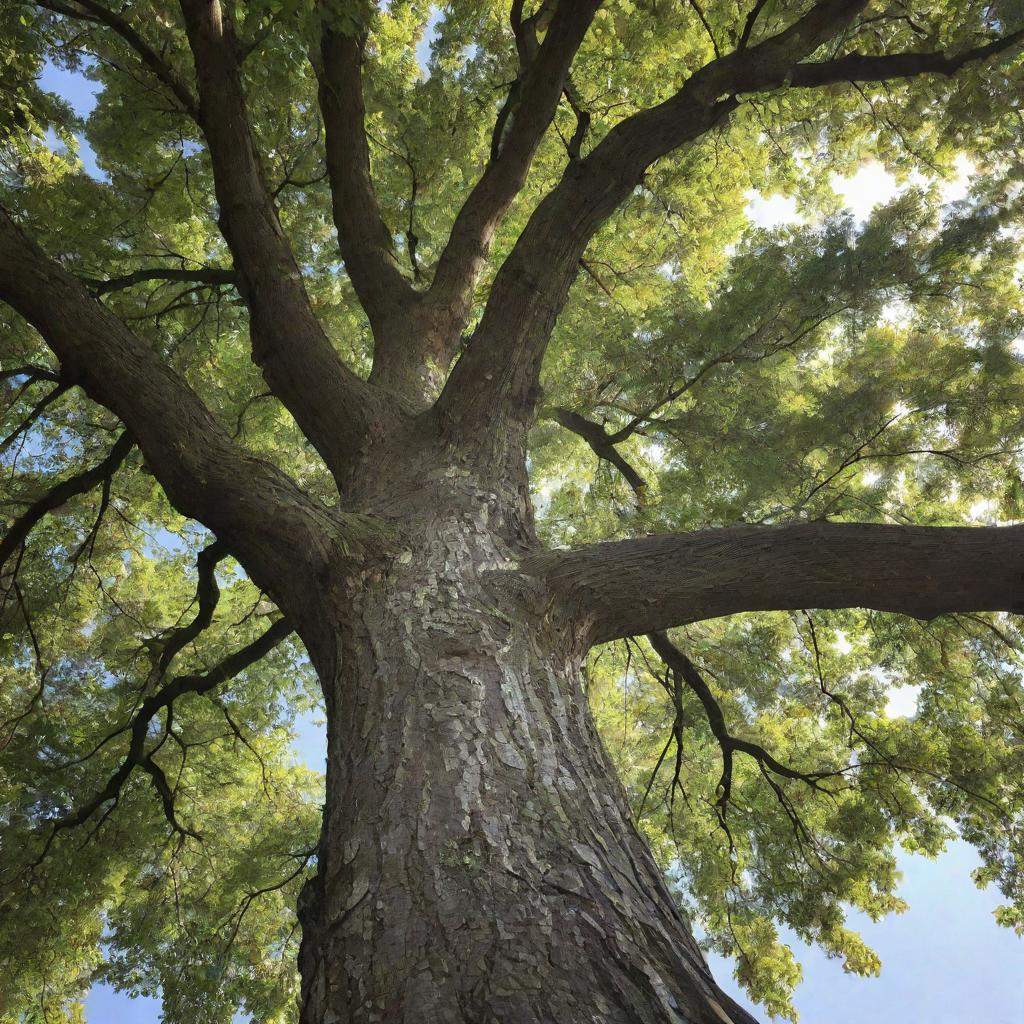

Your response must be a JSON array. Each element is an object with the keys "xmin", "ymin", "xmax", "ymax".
[{"xmin": 1, "ymin": 0, "xmax": 1023, "ymax": 1020}]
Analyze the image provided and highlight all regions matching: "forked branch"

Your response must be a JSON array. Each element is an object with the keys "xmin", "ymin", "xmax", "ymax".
[
  {"xmin": 33, "ymin": 0, "xmax": 198, "ymax": 116},
  {"xmin": 550, "ymin": 407, "xmax": 647, "ymax": 502},
  {"xmin": 177, "ymin": 0, "xmax": 392, "ymax": 478},
  {"xmin": 422, "ymin": 0, "xmax": 602, "ymax": 358},
  {"xmin": 28, "ymin": 617, "xmax": 294, "ymax": 865},
  {"xmin": 0, "ymin": 430, "xmax": 135, "ymax": 570},
  {"xmin": 317, "ymin": 11, "xmax": 419, "ymax": 348},
  {"xmin": 648, "ymin": 631, "xmax": 837, "ymax": 809},
  {"xmin": 439, "ymin": 0, "xmax": 1023, "ymax": 438}
]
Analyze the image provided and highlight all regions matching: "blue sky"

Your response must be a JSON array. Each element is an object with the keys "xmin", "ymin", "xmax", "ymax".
[
  {"xmin": 38, "ymin": 61, "xmax": 104, "ymax": 178},
  {"xmin": 33, "ymin": 45, "xmax": 1024, "ymax": 1024}
]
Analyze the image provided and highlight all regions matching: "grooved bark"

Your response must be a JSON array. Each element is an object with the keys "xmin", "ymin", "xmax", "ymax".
[{"xmin": 296, "ymin": 487, "xmax": 754, "ymax": 1024}]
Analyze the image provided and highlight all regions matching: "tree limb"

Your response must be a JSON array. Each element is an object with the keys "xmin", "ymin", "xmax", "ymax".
[
  {"xmin": 738, "ymin": 0, "xmax": 771, "ymax": 51},
  {"xmin": 648, "ymin": 631, "xmax": 836, "ymax": 807},
  {"xmin": 155, "ymin": 539, "xmax": 227, "ymax": 675},
  {"xmin": 522, "ymin": 522, "xmax": 1024, "ymax": 645},
  {"xmin": 438, "ymin": 0, "xmax": 1022, "ymax": 438},
  {"xmin": 0, "ymin": 430, "xmax": 135, "ymax": 570},
  {"xmin": 550, "ymin": 406, "xmax": 647, "ymax": 502},
  {"xmin": 34, "ymin": 0, "xmax": 199, "ymax": 116},
  {"xmin": 0, "ymin": 208, "xmax": 361, "ymax": 618},
  {"xmin": 0, "ymin": 379, "xmax": 71, "ymax": 455},
  {"xmin": 31, "ymin": 616, "xmax": 294, "ymax": 861},
  {"xmin": 83, "ymin": 265, "xmax": 237, "ymax": 295},
  {"xmin": 316, "ymin": 12, "xmax": 419, "ymax": 358},
  {"xmin": 36, "ymin": 0, "xmax": 386, "ymax": 475},
  {"xmin": 0, "ymin": 364, "xmax": 62, "ymax": 384},
  {"xmin": 422, "ymin": 0, "xmax": 601, "ymax": 364},
  {"xmin": 784, "ymin": 28, "xmax": 1024, "ymax": 90},
  {"xmin": 0, "ymin": 583, "xmax": 52, "ymax": 751},
  {"xmin": 177, "ymin": 0, "xmax": 393, "ymax": 479},
  {"xmin": 437, "ymin": 0, "xmax": 867, "ymax": 434}
]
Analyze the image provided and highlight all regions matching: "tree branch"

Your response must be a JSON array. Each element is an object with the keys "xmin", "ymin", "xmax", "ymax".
[
  {"xmin": 648, "ymin": 632, "xmax": 835, "ymax": 809},
  {"xmin": 316, "ymin": 12, "xmax": 419, "ymax": 356},
  {"xmin": 155, "ymin": 539, "xmax": 227, "ymax": 675},
  {"xmin": 177, "ymin": 0, "xmax": 392, "ymax": 479},
  {"xmin": 0, "ymin": 364, "xmax": 62, "ymax": 384},
  {"xmin": 438, "ymin": 0, "xmax": 1022, "ymax": 438},
  {"xmin": 437, "ymin": 0, "xmax": 867, "ymax": 434},
  {"xmin": 738, "ymin": 0, "xmax": 770, "ymax": 51},
  {"xmin": 34, "ymin": 0, "xmax": 199, "ymax": 116},
  {"xmin": 784, "ymin": 28, "xmax": 1024, "ymax": 90},
  {"xmin": 522, "ymin": 522, "xmax": 1024, "ymax": 645},
  {"xmin": 83, "ymin": 265, "xmax": 237, "ymax": 295},
  {"xmin": 550, "ymin": 406, "xmax": 647, "ymax": 502},
  {"xmin": 0, "ymin": 379, "xmax": 71, "ymax": 455},
  {"xmin": 0, "ymin": 430, "xmax": 135, "ymax": 569},
  {"xmin": 0, "ymin": 208, "xmax": 361, "ymax": 619},
  {"xmin": 422, "ymin": 0, "xmax": 601, "ymax": 363},
  {"xmin": 32, "ymin": 616, "xmax": 293, "ymax": 861}
]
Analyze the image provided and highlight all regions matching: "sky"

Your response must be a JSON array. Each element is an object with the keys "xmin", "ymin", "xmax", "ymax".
[
  {"xmin": 38, "ymin": 61, "xmax": 104, "ymax": 178},
  {"xmin": 31, "ymin": 38, "xmax": 1024, "ymax": 1024}
]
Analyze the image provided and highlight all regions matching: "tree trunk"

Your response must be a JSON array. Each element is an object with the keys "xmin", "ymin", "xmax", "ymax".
[{"xmin": 294, "ymin": 475, "xmax": 754, "ymax": 1024}]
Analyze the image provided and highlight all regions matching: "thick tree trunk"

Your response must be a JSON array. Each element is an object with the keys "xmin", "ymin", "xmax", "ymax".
[{"xmin": 294, "ymin": 476, "xmax": 754, "ymax": 1024}]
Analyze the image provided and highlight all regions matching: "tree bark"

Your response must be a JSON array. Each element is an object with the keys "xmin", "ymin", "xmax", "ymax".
[
  {"xmin": 525, "ymin": 523, "xmax": 1024, "ymax": 645},
  {"xmin": 295, "ymin": 472, "xmax": 755, "ymax": 1024}
]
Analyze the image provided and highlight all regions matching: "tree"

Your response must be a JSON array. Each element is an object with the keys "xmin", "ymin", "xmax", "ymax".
[{"xmin": 1, "ymin": 0, "xmax": 1023, "ymax": 1020}]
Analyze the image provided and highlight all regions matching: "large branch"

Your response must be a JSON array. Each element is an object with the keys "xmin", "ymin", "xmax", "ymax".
[
  {"xmin": 438, "ymin": 0, "xmax": 1022, "ymax": 436},
  {"xmin": 316, "ymin": 15, "xmax": 419, "ymax": 357},
  {"xmin": 177, "ymin": 0, "xmax": 392, "ymax": 479},
  {"xmin": 522, "ymin": 523, "xmax": 1024, "ymax": 646},
  {"xmin": 421, "ymin": 0, "xmax": 602, "ymax": 358},
  {"xmin": 37, "ymin": 0, "xmax": 383, "ymax": 474},
  {"xmin": 785, "ymin": 27, "xmax": 1024, "ymax": 89},
  {"xmin": 0, "ymin": 209, "xmax": 357, "ymax": 617},
  {"xmin": 434, "ymin": 89, "xmax": 737, "ymax": 438},
  {"xmin": 83, "ymin": 265, "xmax": 237, "ymax": 295}
]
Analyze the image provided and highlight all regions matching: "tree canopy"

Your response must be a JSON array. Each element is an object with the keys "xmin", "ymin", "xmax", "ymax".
[{"xmin": 1, "ymin": 0, "xmax": 1024, "ymax": 1021}]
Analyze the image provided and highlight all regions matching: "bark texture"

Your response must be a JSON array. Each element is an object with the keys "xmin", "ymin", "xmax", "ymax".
[{"xmin": 296, "ymin": 464, "xmax": 754, "ymax": 1024}]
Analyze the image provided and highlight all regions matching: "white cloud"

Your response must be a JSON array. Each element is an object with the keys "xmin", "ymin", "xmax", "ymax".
[
  {"xmin": 744, "ymin": 191, "xmax": 803, "ymax": 229},
  {"xmin": 886, "ymin": 683, "xmax": 922, "ymax": 718},
  {"xmin": 831, "ymin": 162, "xmax": 902, "ymax": 223}
]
